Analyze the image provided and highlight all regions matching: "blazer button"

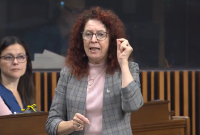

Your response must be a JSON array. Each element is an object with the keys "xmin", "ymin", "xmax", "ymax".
[{"xmin": 106, "ymin": 89, "xmax": 110, "ymax": 93}]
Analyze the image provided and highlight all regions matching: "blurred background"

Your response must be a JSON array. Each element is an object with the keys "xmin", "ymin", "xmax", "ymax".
[{"xmin": 0, "ymin": 0, "xmax": 199, "ymax": 69}]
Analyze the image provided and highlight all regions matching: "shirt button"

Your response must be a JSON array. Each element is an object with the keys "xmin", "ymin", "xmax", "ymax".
[{"xmin": 106, "ymin": 89, "xmax": 110, "ymax": 93}]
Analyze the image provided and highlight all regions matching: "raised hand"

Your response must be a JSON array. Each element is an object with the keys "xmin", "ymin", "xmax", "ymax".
[{"xmin": 116, "ymin": 38, "xmax": 133, "ymax": 67}]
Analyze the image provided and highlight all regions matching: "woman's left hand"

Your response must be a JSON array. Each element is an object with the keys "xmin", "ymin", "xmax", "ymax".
[{"xmin": 116, "ymin": 38, "xmax": 133, "ymax": 67}]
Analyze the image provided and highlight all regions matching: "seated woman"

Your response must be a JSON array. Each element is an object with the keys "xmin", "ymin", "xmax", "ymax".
[{"xmin": 0, "ymin": 36, "xmax": 35, "ymax": 115}]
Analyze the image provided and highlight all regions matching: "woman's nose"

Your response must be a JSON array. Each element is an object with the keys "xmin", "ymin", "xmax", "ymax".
[
  {"xmin": 91, "ymin": 34, "xmax": 98, "ymax": 42},
  {"xmin": 12, "ymin": 57, "xmax": 19, "ymax": 64}
]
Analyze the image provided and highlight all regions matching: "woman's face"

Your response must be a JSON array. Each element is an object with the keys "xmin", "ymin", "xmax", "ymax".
[
  {"xmin": 83, "ymin": 19, "xmax": 109, "ymax": 64},
  {"xmin": 0, "ymin": 44, "xmax": 27, "ymax": 80}
]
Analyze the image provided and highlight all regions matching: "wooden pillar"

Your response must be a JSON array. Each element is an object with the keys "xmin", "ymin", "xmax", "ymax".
[
  {"xmin": 35, "ymin": 73, "xmax": 41, "ymax": 111},
  {"xmin": 174, "ymin": 71, "xmax": 180, "ymax": 116},
  {"xmin": 44, "ymin": 73, "xmax": 48, "ymax": 112},
  {"xmin": 151, "ymin": 71, "xmax": 155, "ymax": 101},
  {"xmin": 191, "ymin": 71, "xmax": 195, "ymax": 135},
  {"xmin": 183, "ymin": 71, "xmax": 189, "ymax": 116},
  {"xmin": 166, "ymin": 71, "xmax": 171, "ymax": 111},
  {"xmin": 158, "ymin": 71, "xmax": 164, "ymax": 100},
  {"xmin": 141, "ymin": 72, "xmax": 148, "ymax": 102}
]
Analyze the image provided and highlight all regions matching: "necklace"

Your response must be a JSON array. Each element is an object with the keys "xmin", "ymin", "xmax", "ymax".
[{"xmin": 88, "ymin": 67, "xmax": 106, "ymax": 86}]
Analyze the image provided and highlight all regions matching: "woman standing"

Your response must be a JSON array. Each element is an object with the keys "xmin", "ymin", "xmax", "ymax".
[{"xmin": 46, "ymin": 7, "xmax": 144, "ymax": 135}]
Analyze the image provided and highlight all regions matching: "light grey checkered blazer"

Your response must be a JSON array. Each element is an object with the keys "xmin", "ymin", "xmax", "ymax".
[{"xmin": 46, "ymin": 62, "xmax": 144, "ymax": 135}]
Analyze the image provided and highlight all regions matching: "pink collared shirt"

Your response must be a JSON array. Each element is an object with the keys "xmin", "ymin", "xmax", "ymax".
[{"xmin": 0, "ymin": 96, "xmax": 12, "ymax": 116}]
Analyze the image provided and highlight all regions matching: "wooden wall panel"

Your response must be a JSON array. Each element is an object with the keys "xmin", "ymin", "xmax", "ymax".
[
  {"xmin": 151, "ymin": 71, "xmax": 155, "ymax": 101},
  {"xmin": 183, "ymin": 71, "xmax": 189, "ymax": 116},
  {"xmin": 174, "ymin": 71, "xmax": 180, "ymax": 116},
  {"xmin": 191, "ymin": 71, "xmax": 195, "ymax": 135},
  {"xmin": 158, "ymin": 71, "xmax": 164, "ymax": 100},
  {"xmin": 33, "ymin": 70, "xmax": 199, "ymax": 134},
  {"xmin": 141, "ymin": 72, "xmax": 148, "ymax": 102},
  {"xmin": 34, "ymin": 73, "xmax": 41, "ymax": 111},
  {"xmin": 166, "ymin": 71, "xmax": 171, "ymax": 111},
  {"xmin": 44, "ymin": 72, "xmax": 48, "ymax": 112}
]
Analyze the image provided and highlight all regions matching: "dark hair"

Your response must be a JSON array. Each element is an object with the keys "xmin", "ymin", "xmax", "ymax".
[
  {"xmin": 66, "ymin": 6, "xmax": 127, "ymax": 79},
  {"xmin": 0, "ymin": 36, "xmax": 35, "ymax": 106}
]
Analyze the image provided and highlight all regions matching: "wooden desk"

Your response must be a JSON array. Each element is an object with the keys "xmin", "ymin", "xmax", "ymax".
[
  {"xmin": 131, "ymin": 101, "xmax": 190, "ymax": 135},
  {"xmin": 0, "ymin": 112, "xmax": 48, "ymax": 135},
  {"xmin": 0, "ymin": 101, "xmax": 190, "ymax": 135}
]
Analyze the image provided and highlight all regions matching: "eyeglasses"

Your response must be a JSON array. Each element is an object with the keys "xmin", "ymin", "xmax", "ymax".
[
  {"xmin": 0, "ymin": 55, "xmax": 27, "ymax": 63},
  {"xmin": 81, "ymin": 31, "xmax": 108, "ymax": 41}
]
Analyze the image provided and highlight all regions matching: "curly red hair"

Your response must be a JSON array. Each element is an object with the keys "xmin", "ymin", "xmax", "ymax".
[{"xmin": 66, "ymin": 6, "xmax": 127, "ymax": 79}]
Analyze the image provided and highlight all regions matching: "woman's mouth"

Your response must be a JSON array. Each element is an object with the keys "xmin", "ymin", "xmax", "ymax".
[
  {"xmin": 89, "ymin": 47, "xmax": 100, "ymax": 50},
  {"xmin": 11, "ymin": 68, "xmax": 20, "ymax": 71}
]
